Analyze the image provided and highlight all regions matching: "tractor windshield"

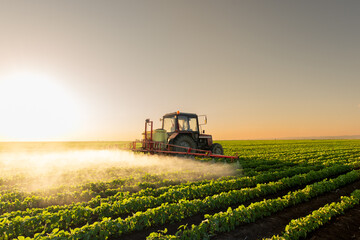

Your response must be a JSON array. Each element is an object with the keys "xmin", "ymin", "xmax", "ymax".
[
  {"xmin": 163, "ymin": 116, "xmax": 176, "ymax": 133},
  {"xmin": 178, "ymin": 115, "xmax": 198, "ymax": 132}
]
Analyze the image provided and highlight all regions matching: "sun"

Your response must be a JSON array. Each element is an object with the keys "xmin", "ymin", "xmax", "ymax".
[{"xmin": 0, "ymin": 71, "xmax": 83, "ymax": 141}]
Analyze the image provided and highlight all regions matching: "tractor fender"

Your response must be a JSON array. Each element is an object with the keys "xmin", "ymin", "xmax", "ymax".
[{"xmin": 168, "ymin": 132, "xmax": 179, "ymax": 144}]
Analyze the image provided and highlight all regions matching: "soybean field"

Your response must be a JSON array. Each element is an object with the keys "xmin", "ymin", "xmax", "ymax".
[{"xmin": 1, "ymin": 140, "xmax": 360, "ymax": 240}]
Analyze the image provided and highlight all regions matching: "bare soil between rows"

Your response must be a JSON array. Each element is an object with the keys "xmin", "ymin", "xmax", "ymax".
[
  {"xmin": 116, "ymin": 172, "xmax": 360, "ymax": 240},
  {"xmin": 307, "ymin": 204, "xmax": 360, "ymax": 240}
]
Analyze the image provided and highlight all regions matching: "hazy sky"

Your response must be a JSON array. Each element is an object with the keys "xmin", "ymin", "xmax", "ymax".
[{"xmin": 0, "ymin": 1, "xmax": 359, "ymax": 141}]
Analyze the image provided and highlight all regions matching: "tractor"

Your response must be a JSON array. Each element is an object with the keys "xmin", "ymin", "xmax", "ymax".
[{"xmin": 129, "ymin": 111, "xmax": 237, "ymax": 160}]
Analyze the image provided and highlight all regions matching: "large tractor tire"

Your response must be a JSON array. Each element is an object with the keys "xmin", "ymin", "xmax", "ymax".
[
  {"xmin": 173, "ymin": 135, "xmax": 196, "ymax": 153},
  {"xmin": 211, "ymin": 143, "xmax": 224, "ymax": 155}
]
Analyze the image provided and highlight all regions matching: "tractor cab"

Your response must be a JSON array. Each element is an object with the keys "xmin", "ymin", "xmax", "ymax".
[
  {"xmin": 162, "ymin": 112, "xmax": 199, "ymax": 134},
  {"xmin": 161, "ymin": 111, "xmax": 222, "ymax": 154}
]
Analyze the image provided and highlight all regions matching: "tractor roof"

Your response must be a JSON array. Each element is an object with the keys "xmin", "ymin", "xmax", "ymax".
[{"xmin": 163, "ymin": 112, "xmax": 198, "ymax": 118}]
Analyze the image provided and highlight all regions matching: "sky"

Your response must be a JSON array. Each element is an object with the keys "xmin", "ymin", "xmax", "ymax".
[{"xmin": 0, "ymin": 1, "xmax": 359, "ymax": 141}]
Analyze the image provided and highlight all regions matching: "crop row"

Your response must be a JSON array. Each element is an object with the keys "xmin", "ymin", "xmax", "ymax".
[
  {"xmin": 267, "ymin": 189, "xmax": 360, "ymax": 240},
  {"xmin": 2, "ymin": 164, "xmax": 323, "ymax": 222},
  {"xmin": 0, "ymin": 157, "xmax": 326, "ymax": 213},
  {"xmin": 0, "ymin": 164, "xmax": 321, "ymax": 219},
  {"xmin": 16, "ymin": 166, "xmax": 357, "ymax": 240},
  {"xmin": 0, "ymin": 175, "xmax": 199, "ymax": 214},
  {"xmin": 148, "ymin": 170, "xmax": 360, "ymax": 239},
  {"xmin": 240, "ymin": 161, "xmax": 302, "ymax": 176},
  {"xmin": 0, "ymin": 174, "xmax": 223, "ymax": 215}
]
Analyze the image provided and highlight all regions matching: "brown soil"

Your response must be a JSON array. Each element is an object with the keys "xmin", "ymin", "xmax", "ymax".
[{"xmin": 307, "ymin": 204, "xmax": 360, "ymax": 240}]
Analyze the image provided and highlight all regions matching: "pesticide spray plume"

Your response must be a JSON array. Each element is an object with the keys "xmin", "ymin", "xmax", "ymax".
[{"xmin": 0, "ymin": 145, "xmax": 238, "ymax": 193}]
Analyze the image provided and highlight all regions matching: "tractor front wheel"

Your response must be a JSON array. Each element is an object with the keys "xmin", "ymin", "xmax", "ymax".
[
  {"xmin": 211, "ymin": 143, "xmax": 224, "ymax": 155},
  {"xmin": 173, "ymin": 135, "xmax": 196, "ymax": 153}
]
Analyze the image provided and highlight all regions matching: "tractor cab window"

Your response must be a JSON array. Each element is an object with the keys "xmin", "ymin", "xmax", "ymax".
[
  {"xmin": 189, "ymin": 117, "xmax": 198, "ymax": 132},
  {"xmin": 163, "ymin": 116, "xmax": 176, "ymax": 133},
  {"xmin": 178, "ymin": 116, "xmax": 188, "ymax": 131},
  {"xmin": 178, "ymin": 116, "xmax": 198, "ymax": 132}
]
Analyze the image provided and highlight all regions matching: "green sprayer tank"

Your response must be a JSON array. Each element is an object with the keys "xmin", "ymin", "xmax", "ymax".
[{"xmin": 153, "ymin": 129, "xmax": 168, "ymax": 145}]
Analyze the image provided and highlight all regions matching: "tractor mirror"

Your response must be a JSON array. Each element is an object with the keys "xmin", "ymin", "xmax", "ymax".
[{"xmin": 198, "ymin": 115, "xmax": 207, "ymax": 125}]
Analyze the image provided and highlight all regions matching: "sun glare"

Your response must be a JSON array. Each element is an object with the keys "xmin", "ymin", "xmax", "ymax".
[{"xmin": 0, "ymin": 72, "xmax": 83, "ymax": 141}]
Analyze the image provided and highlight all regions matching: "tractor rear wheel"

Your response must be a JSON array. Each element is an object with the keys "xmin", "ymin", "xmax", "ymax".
[
  {"xmin": 211, "ymin": 143, "xmax": 224, "ymax": 155},
  {"xmin": 173, "ymin": 135, "xmax": 196, "ymax": 153}
]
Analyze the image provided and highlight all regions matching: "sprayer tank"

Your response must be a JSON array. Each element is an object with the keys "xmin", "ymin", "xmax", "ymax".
[{"xmin": 153, "ymin": 129, "xmax": 168, "ymax": 144}]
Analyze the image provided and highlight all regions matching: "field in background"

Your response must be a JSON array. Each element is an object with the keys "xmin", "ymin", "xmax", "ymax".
[{"xmin": 1, "ymin": 140, "xmax": 360, "ymax": 239}]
